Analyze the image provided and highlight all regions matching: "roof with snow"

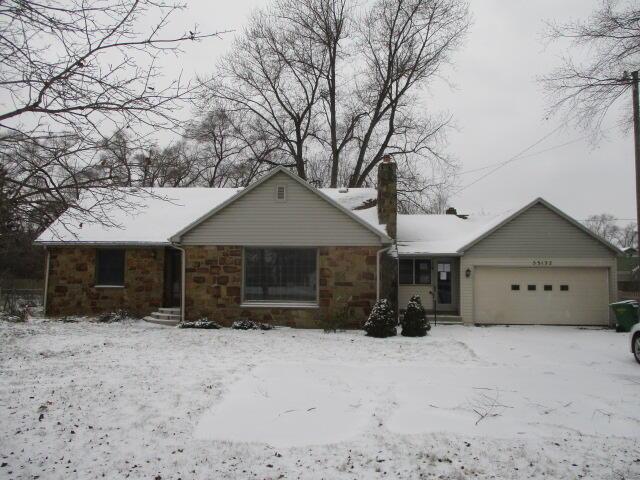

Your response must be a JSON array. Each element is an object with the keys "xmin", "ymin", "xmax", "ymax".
[
  {"xmin": 397, "ymin": 212, "xmax": 509, "ymax": 255},
  {"xmin": 36, "ymin": 184, "xmax": 380, "ymax": 245},
  {"xmin": 397, "ymin": 197, "xmax": 622, "ymax": 256}
]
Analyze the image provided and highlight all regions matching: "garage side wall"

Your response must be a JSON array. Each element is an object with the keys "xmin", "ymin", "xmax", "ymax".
[{"xmin": 459, "ymin": 204, "xmax": 618, "ymax": 325}]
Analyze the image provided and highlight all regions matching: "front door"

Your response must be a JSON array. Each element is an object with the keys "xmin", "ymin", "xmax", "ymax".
[
  {"xmin": 163, "ymin": 248, "xmax": 181, "ymax": 308},
  {"xmin": 435, "ymin": 259, "xmax": 455, "ymax": 312}
]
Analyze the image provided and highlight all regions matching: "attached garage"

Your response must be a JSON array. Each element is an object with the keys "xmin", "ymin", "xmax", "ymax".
[
  {"xmin": 473, "ymin": 266, "xmax": 610, "ymax": 325},
  {"xmin": 456, "ymin": 198, "xmax": 621, "ymax": 326}
]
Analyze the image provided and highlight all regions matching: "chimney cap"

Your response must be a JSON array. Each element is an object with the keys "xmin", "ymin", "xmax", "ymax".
[{"xmin": 382, "ymin": 154, "xmax": 392, "ymax": 163}]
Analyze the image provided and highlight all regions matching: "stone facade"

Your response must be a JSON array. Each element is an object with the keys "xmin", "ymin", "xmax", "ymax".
[
  {"xmin": 46, "ymin": 247, "xmax": 165, "ymax": 317},
  {"xmin": 184, "ymin": 245, "xmax": 379, "ymax": 328}
]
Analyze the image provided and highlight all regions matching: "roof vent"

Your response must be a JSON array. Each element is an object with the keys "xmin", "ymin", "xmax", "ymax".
[{"xmin": 338, "ymin": 187, "xmax": 348, "ymax": 193}]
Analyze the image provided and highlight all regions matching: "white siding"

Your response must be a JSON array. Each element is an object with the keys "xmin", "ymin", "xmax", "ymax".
[
  {"xmin": 465, "ymin": 203, "xmax": 613, "ymax": 258},
  {"xmin": 181, "ymin": 172, "xmax": 382, "ymax": 246},
  {"xmin": 399, "ymin": 284, "xmax": 434, "ymax": 310}
]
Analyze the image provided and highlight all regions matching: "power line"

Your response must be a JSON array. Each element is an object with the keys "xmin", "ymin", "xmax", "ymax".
[
  {"xmin": 458, "ymin": 135, "xmax": 592, "ymax": 176},
  {"xmin": 450, "ymin": 121, "xmax": 570, "ymax": 197}
]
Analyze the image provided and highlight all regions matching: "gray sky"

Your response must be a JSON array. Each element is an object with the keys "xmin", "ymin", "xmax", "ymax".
[{"xmin": 167, "ymin": 0, "xmax": 634, "ymax": 223}]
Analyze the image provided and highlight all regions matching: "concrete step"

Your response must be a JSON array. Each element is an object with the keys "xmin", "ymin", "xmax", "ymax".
[
  {"xmin": 158, "ymin": 307, "xmax": 180, "ymax": 314},
  {"xmin": 143, "ymin": 316, "xmax": 180, "ymax": 326},
  {"xmin": 151, "ymin": 312, "xmax": 181, "ymax": 320},
  {"xmin": 430, "ymin": 315, "xmax": 463, "ymax": 325}
]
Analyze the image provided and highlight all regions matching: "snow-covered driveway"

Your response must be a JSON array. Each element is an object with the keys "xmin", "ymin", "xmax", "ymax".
[{"xmin": 1, "ymin": 320, "xmax": 639, "ymax": 479}]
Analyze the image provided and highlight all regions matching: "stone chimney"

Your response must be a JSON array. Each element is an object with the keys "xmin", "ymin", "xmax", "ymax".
[{"xmin": 377, "ymin": 154, "xmax": 397, "ymax": 239}]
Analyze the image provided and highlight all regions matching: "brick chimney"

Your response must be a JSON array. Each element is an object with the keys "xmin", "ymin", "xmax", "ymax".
[{"xmin": 377, "ymin": 154, "xmax": 397, "ymax": 239}]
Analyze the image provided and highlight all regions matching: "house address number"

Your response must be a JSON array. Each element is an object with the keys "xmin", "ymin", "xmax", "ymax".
[{"xmin": 532, "ymin": 260, "xmax": 553, "ymax": 266}]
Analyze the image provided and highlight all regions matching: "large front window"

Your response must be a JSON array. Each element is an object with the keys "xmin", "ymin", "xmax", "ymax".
[{"xmin": 243, "ymin": 248, "xmax": 317, "ymax": 303}]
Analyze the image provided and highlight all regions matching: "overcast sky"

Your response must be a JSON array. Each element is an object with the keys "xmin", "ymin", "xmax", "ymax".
[{"xmin": 167, "ymin": 0, "xmax": 634, "ymax": 223}]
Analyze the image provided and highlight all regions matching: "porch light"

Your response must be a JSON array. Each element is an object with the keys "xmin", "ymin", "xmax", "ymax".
[{"xmin": 465, "ymin": 268, "xmax": 472, "ymax": 278}]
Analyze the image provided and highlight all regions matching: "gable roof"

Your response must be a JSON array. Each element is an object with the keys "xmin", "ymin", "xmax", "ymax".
[
  {"xmin": 397, "ymin": 197, "xmax": 623, "ymax": 256},
  {"xmin": 35, "ymin": 167, "xmax": 386, "ymax": 245},
  {"xmin": 170, "ymin": 166, "xmax": 391, "ymax": 243}
]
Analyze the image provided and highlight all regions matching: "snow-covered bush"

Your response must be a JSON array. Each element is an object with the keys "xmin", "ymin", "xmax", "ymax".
[
  {"xmin": 178, "ymin": 318, "xmax": 222, "ymax": 329},
  {"xmin": 0, "ymin": 291, "xmax": 29, "ymax": 322},
  {"xmin": 363, "ymin": 299, "xmax": 396, "ymax": 338},
  {"xmin": 400, "ymin": 295, "xmax": 431, "ymax": 337},
  {"xmin": 96, "ymin": 310, "xmax": 130, "ymax": 323},
  {"xmin": 232, "ymin": 319, "xmax": 273, "ymax": 330}
]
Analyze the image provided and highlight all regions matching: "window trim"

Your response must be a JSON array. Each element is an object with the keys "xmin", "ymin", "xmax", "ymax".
[
  {"xmin": 399, "ymin": 258, "xmax": 433, "ymax": 286},
  {"xmin": 94, "ymin": 248, "xmax": 125, "ymax": 288},
  {"xmin": 241, "ymin": 246, "xmax": 319, "ymax": 307},
  {"xmin": 275, "ymin": 184, "xmax": 287, "ymax": 202}
]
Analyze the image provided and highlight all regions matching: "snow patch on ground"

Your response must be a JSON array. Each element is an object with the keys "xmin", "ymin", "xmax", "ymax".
[{"xmin": 1, "ymin": 320, "xmax": 639, "ymax": 479}]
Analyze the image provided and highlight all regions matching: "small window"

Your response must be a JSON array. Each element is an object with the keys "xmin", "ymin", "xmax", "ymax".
[
  {"xmin": 95, "ymin": 249, "xmax": 125, "ymax": 286},
  {"xmin": 399, "ymin": 259, "xmax": 414, "ymax": 285},
  {"xmin": 544, "ymin": 285, "xmax": 553, "ymax": 291},
  {"xmin": 276, "ymin": 185, "xmax": 286, "ymax": 201},
  {"xmin": 511, "ymin": 284, "xmax": 520, "ymax": 291},
  {"xmin": 527, "ymin": 285, "xmax": 536, "ymax": 291},
  {"xmin": 414, "ymin": 260, "xmax": 432, "ymax": 285},
  {"xmin": 560, "ymin": 285, "xmax": 569, "ymax": 291}
]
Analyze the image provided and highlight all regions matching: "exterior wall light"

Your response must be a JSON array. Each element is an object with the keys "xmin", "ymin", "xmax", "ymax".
[{"xmin": 465, "ymin": 268, "xmax": 472, "ymax": 278}]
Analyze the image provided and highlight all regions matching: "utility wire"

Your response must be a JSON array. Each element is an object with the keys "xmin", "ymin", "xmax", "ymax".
[{"xmin": 450, "ymin": 121, "xmax": 570, "ymax": 197}]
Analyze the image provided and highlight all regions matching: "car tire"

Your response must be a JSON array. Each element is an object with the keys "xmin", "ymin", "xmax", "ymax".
[{"xmin": 634, "ymin": 333, "xmax": 640, "ymax": 365}]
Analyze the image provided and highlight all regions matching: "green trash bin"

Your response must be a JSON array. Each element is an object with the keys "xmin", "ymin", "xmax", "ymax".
[{"xmin": 609, "ymin": 300, "xmax": 639, "ymax": 332}]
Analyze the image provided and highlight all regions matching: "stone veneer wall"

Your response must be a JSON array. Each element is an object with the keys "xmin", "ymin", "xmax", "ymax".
[
  {"xmin": 46, "ymin": 247, "xmax": 165, "ymax": 317},
  {"xmin": 184, "ymin": 246, "xmax": 379, "ymax": 328}
]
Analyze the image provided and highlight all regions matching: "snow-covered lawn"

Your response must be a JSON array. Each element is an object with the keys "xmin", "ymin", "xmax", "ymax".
[{"xmin": 1, "ymin": 319, "xmax": 639, "ymax": 479}]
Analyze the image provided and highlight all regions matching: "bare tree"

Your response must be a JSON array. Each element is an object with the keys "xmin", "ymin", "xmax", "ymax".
[
  {"xmin": 0, "ymin": 0, "xmax": 223, "ymax": 238},
  {"xmin": 584, "ymin": 213, "xmax": 621, "ymax": 244},
  {"xmin": 542, "ymin": 0, "xmax": 640, "ymax": 131},
  {"xmin": 202, "ymin": 0, "xmax": 468, "ymax": 208},
  {"xmin": 617, "ymin": 222, "xmax": 638, "ymax": 249}
]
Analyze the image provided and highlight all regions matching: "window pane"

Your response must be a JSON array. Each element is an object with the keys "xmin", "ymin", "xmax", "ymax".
[
  {"xmin": 415, "ymin": 260, "xmax": 432, "ymax": 285},
  {"xmin": 244, "ymin": 248, "xmax": 317, "ymax": 302},
  {"xmin": 528, "ymin": 285, "xmax": 536, "ymax": 291},
  {"xmin": 96, "ymin": 249, "xmax": 125, "ymax": 285},
  {"xmin": 511, "ymin": 284, "xmax": 520, "ymax": 291},
  {"xmin": 399, "ymin": 259, "xmax": 414, "ymax": 285}
]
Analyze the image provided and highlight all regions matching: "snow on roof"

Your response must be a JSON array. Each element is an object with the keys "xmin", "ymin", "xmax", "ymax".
[
  {"xmin": 397, "ymin": 211, "xmax": 510, "ymax": 255},
  {"xmin": 36, "ymin": 187, "xmax": 380, "ymax": 245},
  {"xmin": 320, "ymin": 188, "xmax": 376, "ymax": 210}
]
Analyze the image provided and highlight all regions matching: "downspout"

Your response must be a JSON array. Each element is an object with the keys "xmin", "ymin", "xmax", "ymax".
[
  {"xmin": 43, "ymin": 247, "xmax": 50, "ymax": 316},
  {"xmin": 170, "ymin": 243, "xmax": 186, "ymax": 323},
  {"xmin": 376, "ymin": 245, "xmax": 392, "ymax": 300}
]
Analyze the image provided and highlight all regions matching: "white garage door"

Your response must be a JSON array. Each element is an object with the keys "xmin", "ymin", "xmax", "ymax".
[{"xmin": 474, "ymin": 267, "xmax": 609, "ymax": 325}]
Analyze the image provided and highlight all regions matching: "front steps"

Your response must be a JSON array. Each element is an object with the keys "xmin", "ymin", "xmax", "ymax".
[
  {"xmin": 430, "ymin": 314, "xmax": 463, "ymax": 325},
  {"xmin": 143, "ymin": 307, "xmax": 181, "ymax": 326}
]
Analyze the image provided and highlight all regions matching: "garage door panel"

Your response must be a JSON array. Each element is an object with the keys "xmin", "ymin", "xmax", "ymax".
[{"xmin": 474, "ymin": 267, "xmax": 609, "ymax": 325}]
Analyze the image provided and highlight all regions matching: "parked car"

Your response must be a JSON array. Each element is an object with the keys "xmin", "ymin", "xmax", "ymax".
[{"xmin": 631, "ymin": 323, "xmax": 640, "ymax": 364}]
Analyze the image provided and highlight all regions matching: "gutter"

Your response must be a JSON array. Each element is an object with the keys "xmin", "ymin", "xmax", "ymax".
[
  {"xmin": 170, "ymin": 243, "xmax": 187, "ymax": 323},
  {"xmin": 376, "ymin": 245, "xmax": 393, "ymax": 300},
  {"xmin": 43, "ymin": 248, "xmax": 50, "ymax": 316}
]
